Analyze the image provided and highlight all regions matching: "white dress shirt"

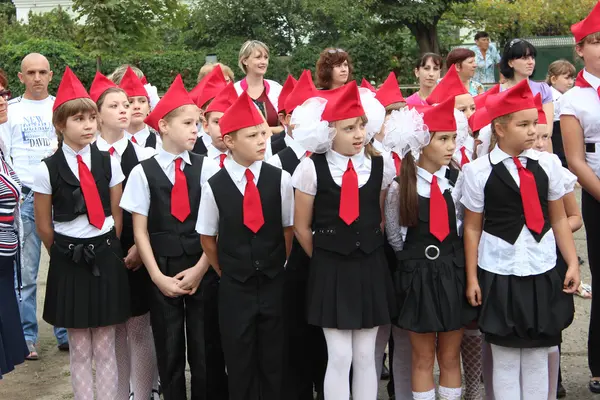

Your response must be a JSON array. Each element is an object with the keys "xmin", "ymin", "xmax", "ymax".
[
  {"xmin": 32, "ymin": 143, "xmax": 125, "ymax": 238},
  {"xmin": 460, "ymin": 145, "xmax": 568, "ymax": 276},
  {"xmin": 126, "ymin": 126, "xmax": 162, "ymax": 148},
  {"xmin": 206, "ymin": 143, "xmax": 228, "ymax": 165},
  {"xmin": 385, "ymin": 166, "xmax": 463, "ymax": 251},
  {"xmin": 196, "ymin": 158, "xmax": 294, "ymax": 236},
  {"xmin": 454, "ymin": 135, "xmax": 475, "ymax": 165},
  {"xmin": 267, "ymin": 134, "xmax": 308, "ymax": 169},
  {"xmin": 551, "ymin": 86, "xmax": 563, "ymax": 122},
  {"xmin": 95, "ymin": 134, "xmax": 156, "ymax": 162},
  {"xmin": 560, "ymin": 69, "xmax": 600, "ymax": 177},
  {"xmin": 120, "ymin": 147, "xmax": 220, "ymax": 216},
  {"xmin": 291, "ymin": 148, "xmax": 396, "ymax": 196}
]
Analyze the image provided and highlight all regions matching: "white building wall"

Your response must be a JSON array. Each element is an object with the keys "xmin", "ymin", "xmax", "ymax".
[{"xmin": 12, "ymin": 0, "xmax": 76, "ymax": 23}]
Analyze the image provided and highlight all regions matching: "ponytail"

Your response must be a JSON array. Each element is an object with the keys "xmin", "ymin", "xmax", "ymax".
[{"xmin": 398, "ymin": 151, "xmax": 419, "ymax": 227}]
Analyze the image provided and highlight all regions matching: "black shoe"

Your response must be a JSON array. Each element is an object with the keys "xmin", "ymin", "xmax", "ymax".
[
  {"xmin": 590, "ymin": 379, "xmax": 600, "ymax": 393},
  {"xmin": 57, "ymin": 342, "xmax": 69, "ymax": 351},
  {"xmin": 381, "ymin": 364, "xmax": 390, "ymax": 380},
  {"xmin": 557, "ymin": 382, "xmax": 566, "ymax": 398},
  {"xmin": 314, "ymin": 392, "xmax": 324, "ymax": 400}
]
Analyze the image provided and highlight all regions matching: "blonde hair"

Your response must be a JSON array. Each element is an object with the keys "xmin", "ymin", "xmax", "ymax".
[
  {"xmin": 385, "ymin": 102, "xmax": 407, "ymax": 114},
  {"xmin": 238, "ymin": 40, "xmax": 270, "ymax": 74},
  {"xmin": 546, "ymin": 60, "xmax": 576, "ymax": 85},
  {"xmin": 108, "ymin": 64, "xmax": 144, "ymax": 84},
  {"xmin": 96, "ymin": 87, "xmax": 128, "ymax": 111},
  {"xmin": 52, "ymin": 98, "xmax": 98, "ymax": 145},
  {"xmin": 197, "ymin": 63, "xmax": 235, "ymax": 83}
]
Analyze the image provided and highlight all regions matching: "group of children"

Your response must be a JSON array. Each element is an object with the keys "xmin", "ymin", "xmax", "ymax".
[{"xmin": 26, "ymin": 2, "xmax": 600, "ymax": 400}]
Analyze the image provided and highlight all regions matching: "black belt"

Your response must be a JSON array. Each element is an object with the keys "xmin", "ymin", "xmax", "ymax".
[
  {"xmin": 21, "ymin": 186, "xmax": 31, "ymax": 195},
  {"xmin": 396, "ymin": 240, "xmax": 462, "ymax": 261},
  {"xmin": 586, "ymin": 143, "xmax": 599, "ymax": 152},
  {"xmin": 53, "ymin": 230, "xmax": 116, "ymax": 277}
]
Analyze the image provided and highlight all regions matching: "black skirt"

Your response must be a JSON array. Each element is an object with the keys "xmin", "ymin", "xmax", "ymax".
[
  {"xmin": 43, "ymin": 230, "xmax": 131, "ymax": 329},
  {"xmin": 478, "ymin": 259, "xmax": 574, "ymax": 348},
  {"xmin": 394, "ymin": 242, "xmax": 477, "ymax": 333},
  {"xmin": 306, "ymin": 246, "xmax": 396, "ymax": 330},
  {"xmin": 121, "ymin": 229, "xmax": 151, "ymax": 317}
]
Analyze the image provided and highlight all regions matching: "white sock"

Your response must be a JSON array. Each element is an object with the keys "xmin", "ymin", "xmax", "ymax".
[
  {"xmin": 547, "ymin": 346, "xmax": 560, "ymax": 400},
  {"xmin": 412, "ymin": 388, "xmax": 436, "ymax": 400},
  {"xmin": 490, "ymin": 344, "xmax": 521, "ymax": 400},
  {"xmin": 351, "ymin": 327, "xmax": 379, "ymax": 400},
  {"xmin": 521, "ymin": 347, "xmax": 549, "ymax": 400},
  {"xmin": 374, "ymin": 324, "xmax": 391, "ymax": 379},
  {"xmin": 392, "ymin": 326, "xmax": 412, "ymax": 400},
  {"xmin": 439, "ymin": 385, "xmax": 463, "ymax": 400},
  {"xmin": 482, "ymin": 339, "xmax": 495, "ymax": 400},
  {"xmin": 323, "ymin": 328, "xmax": 352, "ymax": 400}
]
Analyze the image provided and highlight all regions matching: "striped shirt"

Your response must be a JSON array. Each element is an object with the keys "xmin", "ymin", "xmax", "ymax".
[{"xmin": 0, "ymin": 153, "xmax": 21, "ymax": 256}]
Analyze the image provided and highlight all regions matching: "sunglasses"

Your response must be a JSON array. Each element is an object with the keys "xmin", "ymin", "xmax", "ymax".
[
  {"xmin": 0, "ymin": 90, "xmax": 10, "ymax": 101},
  {"xmin": 327, "ymin": 48, "xmax": 347, "ymax": 54}
]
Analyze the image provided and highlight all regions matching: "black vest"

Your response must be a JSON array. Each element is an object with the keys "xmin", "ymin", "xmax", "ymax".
[
  {"xmin": 145, "ymin": 130, "xmax": 158, "ymax": 149},
  {"xmin": 483, "ymin": 156, "xmax": 551, "ymax": 244},
  {"xmin": 312, "ymin": 153, "xmax": 384, "ymax": 255},
  {"xmin": 209, "ymin": 163, "xmax": 286, "ymax": 283},
  {"xmin": 271, "ymin": 132, "xmax": 287, "ymax": 155},
  {"xmin": 44, "ymin": 145, "xmax": 112, "ymax": 223},
  {"xmin": 278, "ymin": 147, "xmax": 301, "ymax": 175},
  {"xmin": 141, "ymin": 152, "xmax": 204, "ymax": 257},
  {"xmin": 192, "ymin": 138, "xmax": 208, "ymax": 156}
]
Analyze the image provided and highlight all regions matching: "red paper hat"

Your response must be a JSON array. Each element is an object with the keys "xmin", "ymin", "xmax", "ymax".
[
  {"xmin": 426, "ymin": 64, "xmax": 468, "ymax": 105},
  {"xmin": 144, "ymin": 75, "xmax": 195, "ymax": 131},
  {"xmin": 53, "ymin": 67, "xmax": 91, "ymax": 111},
  {"xmin": 119, "ymin": 66, "xmax": 148, "ymax": 98},
  {"xmin": 375, "ymin": 72, "xmax": 405, "ymax": 107},
  {"xmin": 140, "ymin": 76, "xmax": 148, "ymax": 85},
  {"xmin": 322, "ymin": 81, "xmax": 365, "ymax": 122},
  {"xmin": 468, "ymin": 107, "xmax": 491, "ymax": 133},
  {"xmin": 189, "ymin": 65, "xmax": 228, "ymax": 109},
  {"xmin": 407, "ymin": 104, "xmax": 432, "ymax": 114},
  {"xmin": 423, "ymin": 97, "xmax": 457, "ymax": 132},
  {"xmin": 361, "ymin": 78, "xmax": 376, "ymax": 93},
  {"xmin": 473, "ymin": 84, "xmax": 500, "ymax": 110},
  {"xmin": 90, "ymin": 71, "xmax": 117, "ymax": 103},
  {"xmin": 485, "ymin": 79, "xmax": 536, "ymax": 121},
  {"xmin": 219, "ymin": 91, "xmax": 265, "ymax": 136},
  {"xmin": 205, "ymin": 82, "xmax": 239, "ymax": 114},
  {"xmin": 277, "ymin": 74, "xmax": 297, "ymax": 113},
  {"xmin": 571, "ymin": 1, "xmax": 600, "ymax": 42},
  {"xmin": 285, "ymin": 70, "xmax": 318, "ymax": 114},
  {"xmin": 533, "ymin": 93, "xmax": 547, "ymax": 124}
]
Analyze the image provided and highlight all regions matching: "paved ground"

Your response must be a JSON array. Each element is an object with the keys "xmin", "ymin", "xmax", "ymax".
[{"xmin": 1, "ymin": 189, "xmax": 599, "ymax": 399}]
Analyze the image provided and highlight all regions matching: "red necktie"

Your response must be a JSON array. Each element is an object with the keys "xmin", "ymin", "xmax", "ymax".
[
  {"xmin": 131, "ymin": 136, "xmax": 138, "ymax": 144},
  {"xmin": 305, "ymin": 151, "xmax": 312, "ymax": 158},
  {"xmin": 513, "ymin": 157, "xmax": 544, "ymax": 234},
  {"xmin": 76, "ymin": 155, "xmax": 105, "ymax": 229},
  {"xmin": 219, "ymin": 153, "xmax": 226, "ymax": 169},
  {"xmin": 339, "ymin": 159, "xmax": 359, "ymax": 225},
  {"xmin": 243, "ymin": 169, "xmax": 264, "ymax": 233},
  {"xmin": 429, "ymin": 175, "xmax": 449, "ymax": 242},
  {"xmin": 171, "ymin": 158, "xmax": 190, "ymax": 222},
  {"xmin": 391, "ymin": 152, "xmax": 402, "ymax": 176},
  {"xmin": 108, "ymin": 146, "xmax": 115, "ymax": 156},
  {"xmin": 460, "ymin": 147, "xmax": 470, "ymax": 167}
]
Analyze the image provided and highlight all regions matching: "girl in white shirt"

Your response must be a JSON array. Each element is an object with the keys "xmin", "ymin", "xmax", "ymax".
[
  {"xmin": 463, "ymin": 79, "xmax": 578, "ymax": 399},
  {"xmin": 292, "ymin": 81, "xmax": 396, "ymax": 400},
  {"xmin": 33, "ymin": 67, "xmax": 128, "ymax": 400}
]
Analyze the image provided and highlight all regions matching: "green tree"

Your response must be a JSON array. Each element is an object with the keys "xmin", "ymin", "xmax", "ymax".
[
  {"xmin": 369, "ymin": 0, "xmax": 473, "ymax": 54},
  {"xmin": 26, "ymin": 7, "xmax": 80, "ymax": 44}
]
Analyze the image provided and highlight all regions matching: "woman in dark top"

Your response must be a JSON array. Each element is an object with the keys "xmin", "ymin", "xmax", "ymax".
[{"xmin": 0, "ymin": 69, "xmax": 29, "ymax": 379}]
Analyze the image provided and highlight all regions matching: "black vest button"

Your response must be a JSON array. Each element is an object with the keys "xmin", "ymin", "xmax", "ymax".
[
  {"xmin": 356, "ymin": 241, "xmax": 360, "ymax": 247},
  {"xmin": 255, "ymin": 261, "xmax": 260, "ymax": 265}
]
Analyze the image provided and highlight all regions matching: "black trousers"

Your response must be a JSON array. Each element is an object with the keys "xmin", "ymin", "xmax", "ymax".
[
  {"xmin": 283, "ymin": 247, "xmax": 327, "ymax": 399},
  {"xmin": 583, "ymin": 190, "xmax": 600, "ymax": 377},
  {"xmin": 150, "ymin": 253, "xmax": 221, "ymax": 400},
  {"xmin": 219, "ymin": 272, "xmax": 285, "ymax": 400}
]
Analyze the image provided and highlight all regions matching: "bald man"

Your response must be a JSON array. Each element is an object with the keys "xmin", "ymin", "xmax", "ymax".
[{"xmin": 0, "ymin": 53, "xmax": 68, "ymax": 360}]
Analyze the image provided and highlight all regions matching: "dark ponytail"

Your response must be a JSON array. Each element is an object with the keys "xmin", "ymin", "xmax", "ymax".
[{"xmin": 398, "ymin": 151, "xmax": 419, "ymax": 227}]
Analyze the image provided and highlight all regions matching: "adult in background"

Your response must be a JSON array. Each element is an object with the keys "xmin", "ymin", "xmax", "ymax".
[
  {"xmin": 315, "ymin": 47, "xmax": 353, "ymax": 90},
  {"xmin": 405, "ymin": 53, "xmax": 442, "ymax": 106},
  {"xmin": 470, "ymin": 31, "xmax": 501, "ymax": 84},
  {"xmin": 446, "ymin": 48, "xmax": 484, "ymax": 96},
  {"xmin": 0, "ymin": 69, "xmax": 29, "ymax": 379},
  {"xmin": 234, "ymin": 40, "xmax": 283, "ymax": 135},
  {"xmin": 0, "ymin": 53, "xmax": 68, "ymax": 360}
]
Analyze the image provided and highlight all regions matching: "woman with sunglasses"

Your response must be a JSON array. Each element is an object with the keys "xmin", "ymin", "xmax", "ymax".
[
  {"xmin": 0, "ymin": 69, "xmax": 29, "ymax": 380},
  {"xmin": 499, "ymin": 38, "xmax": 554, "ymax": 138},
  {"xmin": 316, "ymin": 48, "xmax": 354, "ymax": 90}
]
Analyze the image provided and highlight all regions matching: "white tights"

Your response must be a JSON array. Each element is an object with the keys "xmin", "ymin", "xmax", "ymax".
[
  {"xmin": 115, "ymin": 313, "xmax": 158, "ymax": 400},
  {"xmin": 68, "ymin": 326, "xmax": 118, "ymax": 400},
  {"xmin": 374, "ymin": 324, "xmax": 412, "ymax": 399},
  {"xmin": 490, "ymin": 344, "xmax": 549, "ymax": 400},
  {"xmin": 323, "ymin": 327, "xmax": 379, "ymax": 400}
]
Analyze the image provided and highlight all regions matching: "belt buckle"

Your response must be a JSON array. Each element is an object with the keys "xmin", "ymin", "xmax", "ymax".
[{"xmin": 425, "ymin": 245, "xmax": 440, "ymax": 260}]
